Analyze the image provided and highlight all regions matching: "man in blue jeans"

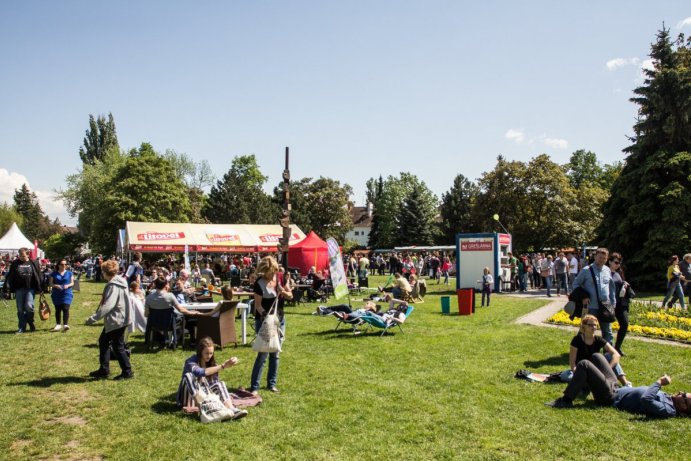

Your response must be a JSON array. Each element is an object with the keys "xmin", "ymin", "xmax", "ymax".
[
  {"xmin": 547, "ymin": 353, "xmax": 690, "ymax": 418},
  {"xmin": 571, "ymin": 248, "xmax": 617, "ymax": 343},
  {"xmin": 3, "ymin": 248, "xmax": 43, "ymax": 334}
]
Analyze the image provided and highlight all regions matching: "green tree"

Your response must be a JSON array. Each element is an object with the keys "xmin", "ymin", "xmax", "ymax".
[
  {"xmin": 598, "ymin": 29, "xmax": 691, "ymax": 288},
  {"xmin": 79, "ymin": 113, "xmax": 119, "ymax": 165},
  {"xmin": 304, "ymin": 177, "xmax": 353, "ymax": 242},
  {"xmin": 42, "ymin": 232, "xmax": 86, "ymax": 260},
  {"xmin": 271, "ymin": 177, "xmax": 353, "ymax": 242},
  {"xmin": 163, "ymin": 149, "xmax": 215, "ymax": 223},
  {"xmin": 13, "ymin": 184, "xmax": 59, "ymax": 242},
  {"xmin": 397, "ymin": 185, "xmax": 435, "ymax": 246},
  {"xmin": 204, "ymin": 155, "xmax": 273, "ymax": 224},
  {"xmin": 61, "ymin": 146, "xmax": 126, "ymax": 247},
  {"xmin": 89, "ymin": 143, "xmax": 192, "ymax": 254},
  {"xmin": 439, "ymin": 174, "xmax": 480, "ymax": 242},
  {"xmin": 0, "ymin": 202, "xmax": 24, "ymax": 235},
  {"xmin": 475, "ymin": 155, "xmax": 577, "ymax": 253},
  {"xmin": 366, "ymin": 173, "xmax": 438, "ymax": 248}
]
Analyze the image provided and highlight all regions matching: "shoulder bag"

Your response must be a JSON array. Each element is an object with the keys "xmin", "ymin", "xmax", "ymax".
[
  {"xmin": 589, "ymin": 266, "xmax": 615, "ymax": 323},
  {"xmin": 252, "ymin": 297, "xmax": 282, "ymax": 353},
  {"xmin": 38, "ymin": 293, "xmax": 51, "ymax": 321},
  {"xmin": 194, "ymin": 375, "xmax": 234, "ymax": 423}
]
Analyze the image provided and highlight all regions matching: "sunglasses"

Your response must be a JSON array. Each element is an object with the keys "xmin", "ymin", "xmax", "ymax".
[{"xmin": 611, "ymin": 260, "xmax": 621, "ymax": 265}]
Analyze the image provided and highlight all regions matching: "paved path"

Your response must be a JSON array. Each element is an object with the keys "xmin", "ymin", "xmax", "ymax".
[{"xmin": 506, "ymin": 291, "xmax": 690, "ymax": 348}]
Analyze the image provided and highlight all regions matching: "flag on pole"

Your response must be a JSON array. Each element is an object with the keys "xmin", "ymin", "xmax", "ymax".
[{"xmin": 326, "ymin": 238, "xmax": 348, "ymax": 299}]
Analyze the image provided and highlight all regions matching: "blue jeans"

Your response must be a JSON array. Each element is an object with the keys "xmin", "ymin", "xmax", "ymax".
[
  {"xmin": 544, "ymin": 276, "xmax": 553, "ymax": 296},
  {"xmin": 555, "ymin": 273, "xmax": 568, "ymax": 295},
  {"xmin": 15, "ymin": 288, "xmax": 35, "ymax": 332},
  {"xmin": 588, "ymin": 307, "xmax": 614, "ymax": 344},
  {"xmin": 250, "ymin": 316, "xmax": 285, "ymax": 391},
  {"xmin": 662, "ymin": 282, "xmax": 686, "ymax": 309}
]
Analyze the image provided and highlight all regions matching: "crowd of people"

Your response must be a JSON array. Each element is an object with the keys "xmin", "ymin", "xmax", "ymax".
[{"xmin": 1, "ymin": 245, "xmax": 689, "ymax": 422}]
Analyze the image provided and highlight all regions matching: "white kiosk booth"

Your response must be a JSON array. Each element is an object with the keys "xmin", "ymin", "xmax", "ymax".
[{"xmin": 455, "ymin": 232, "xmax": 512, "ymax": 292}]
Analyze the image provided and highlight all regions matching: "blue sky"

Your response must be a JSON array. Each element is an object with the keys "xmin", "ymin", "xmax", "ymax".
[{"xmin": 1, "ymin": 1, "xmax": 689, "ymax": 225}]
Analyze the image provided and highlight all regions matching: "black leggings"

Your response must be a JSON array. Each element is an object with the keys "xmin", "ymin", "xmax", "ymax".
[
  {"xmin": 614, "ymin": 307, "xmax": 629, "ymax": 351},
  {"xmin": 55, "ymin": 303, "xmax": 71, "ymax": 325}
]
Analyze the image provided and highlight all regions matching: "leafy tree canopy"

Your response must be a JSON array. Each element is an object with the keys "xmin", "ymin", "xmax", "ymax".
[{"xmin": 204, "ymin": 155, "xmax": 273, "ymax": 224}]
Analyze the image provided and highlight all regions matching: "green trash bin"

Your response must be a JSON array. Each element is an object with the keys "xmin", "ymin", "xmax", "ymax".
[{"xmin": 440, "ymin": 296, "xmax": 450, "ymax": 314}]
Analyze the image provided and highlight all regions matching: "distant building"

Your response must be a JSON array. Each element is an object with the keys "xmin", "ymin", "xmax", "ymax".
[{"xmin": 345, "ymin": 203, "xmax": 373, "ymax": 247}]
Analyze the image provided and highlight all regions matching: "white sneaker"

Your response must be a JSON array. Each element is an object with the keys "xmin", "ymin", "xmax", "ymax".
[
  {"xmin": 52, "ymin": 325, "xmax": 62, "ymax": 332},
  {"xmin": 62, "ymin": 325, "xmax": 70, "ymax": 332}
]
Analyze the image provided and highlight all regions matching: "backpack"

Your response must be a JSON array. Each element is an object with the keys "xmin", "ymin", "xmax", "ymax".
[{"xmin": 127, "ymin": 263, "xmax": 143, "ymax": 285}]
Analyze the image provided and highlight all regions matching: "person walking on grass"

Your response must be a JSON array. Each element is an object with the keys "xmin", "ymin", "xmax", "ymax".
[
  {"xmin": 49, "ymin": 259, "xmax": 74, "ymax": 332},
  {"xmin": 3, "ymin": 247, "xmax": 43, "ymax": 334},
  {"xmin": 662, "ymin": 255, "xmax": 686, "ymax": 310},
  {"xmin": 86, "ymin": 259, "xmax": 134, "ymax": 380}
]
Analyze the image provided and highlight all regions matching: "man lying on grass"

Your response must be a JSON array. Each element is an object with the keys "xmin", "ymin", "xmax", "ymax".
[{"xmin": 547, "ymin": 352, "xmax": 690, "ymax": 418}]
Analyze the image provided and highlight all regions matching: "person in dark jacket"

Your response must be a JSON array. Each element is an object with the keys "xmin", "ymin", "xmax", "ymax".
[
  {"xmin": 608, "ymin": 253, "xmax": 635, "ymax": 355},
  {"xmin": 547, "ymin": 353, "xmax": 690, "ymax": 419},
  {"xmin": 3, "ymin": 248, "xmax": 43, "ymax": 333}
]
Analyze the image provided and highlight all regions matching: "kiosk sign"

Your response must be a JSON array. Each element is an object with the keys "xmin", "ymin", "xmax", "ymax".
[{"xmin": 461, "ymin": 240, "xmax": 493, "ymax": 251}]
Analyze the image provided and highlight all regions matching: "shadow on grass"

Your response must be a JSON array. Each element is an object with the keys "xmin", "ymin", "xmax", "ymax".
[
  {"xmin": 523, "ymin": 352, "xmax": 570, "ymax": 368},
  {"xmin": 151, "ymin": 392, "xmax": 184, "ymax": 415},
  {"xmin": 10, "ymin": 376, "xmax": 89, "ymax": 387}
]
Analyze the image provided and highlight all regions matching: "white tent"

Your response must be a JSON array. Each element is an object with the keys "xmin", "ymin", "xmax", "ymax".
[{"xmin": 0, "ymin": 222, "xmax": 34, "ymax": 250}]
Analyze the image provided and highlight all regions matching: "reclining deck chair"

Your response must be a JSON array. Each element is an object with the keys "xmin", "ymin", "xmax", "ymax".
[{"xmin": 361, "ymin": 305, "xmax": 414, "ymax": 336}]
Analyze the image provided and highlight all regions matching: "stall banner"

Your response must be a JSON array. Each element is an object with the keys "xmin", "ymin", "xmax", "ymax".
[
  {"xmin": 460, "ymin": 240, "xmax": 493, "ymax": 251},
  {"xmin": 326, "ymin": 238, "xmax": 348, "ymax": 299}
]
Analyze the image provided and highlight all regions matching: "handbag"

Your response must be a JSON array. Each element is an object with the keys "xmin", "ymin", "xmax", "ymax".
[
  {"xmin": 252, "ymin": 297, "xmax": 282, "ymax": 353},
  {"xmin": 589, "ymin": 266, "xmax": 615, "ymax": 323},
  {"xmin": 563, "ymin": 301, "xmax": 577, "ymax": 316},
  {"xmin": 38, "ymin": 293, "xmax": 51, "ymax": 321},
  {"xmin": 194, "ymin": 375, "xmax": 235, "ymax": 423}
]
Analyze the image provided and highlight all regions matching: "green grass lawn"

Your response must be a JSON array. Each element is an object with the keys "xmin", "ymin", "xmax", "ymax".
[{"xmin": 0, "ymin": 277, "xmax": 689, "ymax": 460}]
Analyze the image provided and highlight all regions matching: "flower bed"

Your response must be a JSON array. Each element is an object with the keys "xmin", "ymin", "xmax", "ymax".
[{"xmin": 546, "ymin": 301, "xmax": 691, "ymax": 343}]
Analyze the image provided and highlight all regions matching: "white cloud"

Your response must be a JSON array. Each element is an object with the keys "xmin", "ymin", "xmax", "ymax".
[
  {"xmin": 0, "ymin": 168, "xmax": 72, "ymax": 224},
  {"xmin": 505, "ymin": 128, "xmax": 525, "ymax": 144},
  {"xmin": 543, "ymin": 137, "xmax": 568, "ymax": 149},
  {"xmin": 640, "ymin": 58, "xmax": 654, "ymax": 72},
  {"xmin": 606, "ymin": 57, "xmax": 640, "ymax": 71},
  {"xmin": 677, "ymin": 17, "xmax": 691, "ymax": 28}
]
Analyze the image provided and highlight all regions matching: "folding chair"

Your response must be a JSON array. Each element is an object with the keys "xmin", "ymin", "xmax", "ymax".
[{"xmin": 361, "ymin": 305, "xmax": 414, "ymax": 336}]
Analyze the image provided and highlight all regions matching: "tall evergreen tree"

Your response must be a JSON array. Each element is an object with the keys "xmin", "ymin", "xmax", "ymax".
[
  {"xmin": 13, "ymin": 184, "xmax": 59, "ymax": 242},
  {"xmin": 79, "ymin": 113, "xmax": 119, "ymax": 165},
  {"xmin": 204, "ymin": 155, "xmax": 273, "ymax": 224},
  {"xmin": 366, "ymin": 176, "xmax": 384, "ymax": 248},
  {"xmin": 439, "ymin": 174, "xmax": 480, "ymax": 242},
  {"xmin": 397, "ymin": 185, "xmax": 434, "ymax": 246},
  {"xmin": 598, "ymin": 29, "xmax": 691, "ymax": 288}
]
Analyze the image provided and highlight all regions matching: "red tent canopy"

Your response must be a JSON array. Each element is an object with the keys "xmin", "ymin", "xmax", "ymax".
[{"xmin": 288, "ymin": 231, "xmax": 329, "ymax": 276}]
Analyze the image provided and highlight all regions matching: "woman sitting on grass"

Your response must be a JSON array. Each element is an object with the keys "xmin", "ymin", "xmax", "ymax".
[
  {"xmin": 177, "ymin": 336, "xmax": 247, "ymax": 420},
  {"xmin": 561, "ymin": 314, "xmax": 631, "ymax": 387}
]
